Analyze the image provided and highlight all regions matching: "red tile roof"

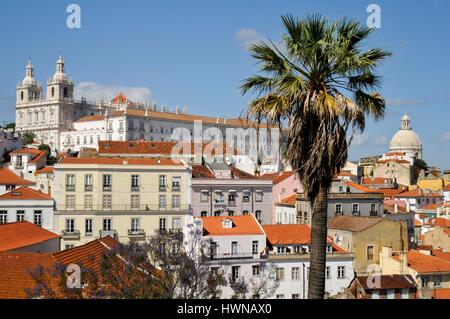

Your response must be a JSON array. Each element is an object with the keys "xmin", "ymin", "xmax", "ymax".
[
  {"xmin": 59, "ymin": 157, "xmax": 183, "ymax": 166},
  {"xmin": 260, "ymin": 171, "xmax": 296, "ymax": 184},
  {"xmin": 0, "ymin": 187, "xmax": 52, "ymax": 201},
  {"xmin": 345, "ymin": 181, "xmax": 381, "ymax": 194},
  {"xmin": 356, "ymin": 274, "xmax": 416, "ymax": 290},
  {"xmin": 263, "ymin": 224, "xmax": 347, "ymax": 252},
  {"xmin": 392, "ymin": 250, "xmax": 450, "ymax": 273},
  {"xmin": 276, "ymin": 193, "xmax": 297, "ymax": 206},
  {"xmin": 192, "ymin": 165, "xmax": 215, "ymax": 178},
  {"xmin": 362, "ymin": 177, "xmax": 393, "ymax": 185},
  {"xmin": 337, "ymin": 171, "xmax": 356, "ymax": 177},
  {"xmin": 378, "ymin": 159, "xmax": 410, "ymax": 165},
  {"xmin": 395, "ymin": 188, "xmax": 444, "ymax": 198},
  {"xmin": 444, "ymin": 184, "xmax": 450, "ymax": 191},
  {"xmin": 201, "ymin": 215, "xmax": 264, "ymax": 236},
  {"xmin": 76, "ymin": 114, "xmax": 105, "ymax": 122},
  {"xmin": 0, "ymin": 168, "xmax": 34, "ymax": 186},
  {"xmin": 35, "ymin": 166, "xmax": 54, "ymax": 175},
  {"xmin": 423, "ymin": 218, "xmax": 450, "ymax": 228},
  {"xmin": 0, "ymin": 252, "xmax": 56, "ymax": 298},
  {"xmin": 433, "ymin": 289, "xmax": 450, "ymax": 299},
  {"xmin": 328, "ymin": 216, "xmax": 384, "ymax": 232},
  {"xmin": 431, "ymin": 250, "xmax": 450, "ymax": 263},
  {"xmin": 0, "ymin": 222, "xmax": 60, "ymax": 252},
  {"xmin": 378, "ymin": 188, "xmax": 405, "ymax": 198},
  {"xmin": 9, "ymin": 148, "xmax": 46, "ymax": 164}
]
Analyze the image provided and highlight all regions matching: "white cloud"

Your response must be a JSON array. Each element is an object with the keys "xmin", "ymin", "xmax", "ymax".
[
  {"xmin": 373, "ymin": 136, "xmax": 389, "ymax": 146},
  {"xmin": 74, "ymin": 82, "xmax": 151, "ymax": 103},
  {"xmin": 235, "ymin": 28, "xmax": 263, "ymax": 49},
  {"xmin": 353, "ymin": 132, "xmax": 368, "ymax": 147},
  {"xmin": 386, "ymin": 98, "xmax": 423, "ymax": 107},
  {"xmin": 438, "ymin": 131, "xmax": 450, "ymax": 142}
]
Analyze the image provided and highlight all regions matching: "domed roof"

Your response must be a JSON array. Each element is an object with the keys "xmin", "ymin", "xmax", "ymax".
[
  {"xmin": 52, "ymin": 55, "xmax": 69, "ymax": 82},
  {"xmin": 52, "ymin": 72, "xmax": 68, "ymax": 82},
  {"xmin": 21, "ymin": 60, "xmax": 37, "ymax": 86},
  {"xmin": 389, "ymin": 115, "xmax": 422, "ymax": 151}
]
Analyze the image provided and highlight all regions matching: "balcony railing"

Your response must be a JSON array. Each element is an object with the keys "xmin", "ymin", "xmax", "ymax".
[
  {"xmin": 172, "ymin": 185, "xmax": 180, "ymax": 192},
  {"xmin": 169, "ymin": 228, "xmax": 183, "ymax": 234},
  {"xmin": 14, "ymin": 163, "xmax": 24, "ymax": 169},
  {"xmin": 209, "ymin": 252, "xmax": 259, "ymax": 260},
  {"xmin": 128, "ymin": 229, "xmax": 146, "ymax": 240},
  {"xmin": 352, "ymin": 210, "xmax": 361, "ymax": 216},
  {"xmin": 56, "ymin": 204, "xmax": 191, "ymax": 212},
  {"xmin": 100, "ymin": 230, "xmax": 117, "ymax": 238},
  {"xmin": 159, "ymin": 185, "xmax": 167, "ymax": 192},
  {"xmin": 61, "ymin": 230, "xmax": 81, "ymax": 240},
  {"xmin": 335, "ymin": 211, "xmax": 344, "ymax": 216},
  {"xmin": 66, "ymin": 185, "xmax": 75, "ymax": 192},
  {"xmin": 85, "ymin": 185, "xmax": 93, "ymax": 191},
  {"xmin": 131, "ymin": 186, "xmax": 140, "ymax": 192},
  {"xmin": 103, "ymin": 185, "xmax": 112, "ymax": 191}
]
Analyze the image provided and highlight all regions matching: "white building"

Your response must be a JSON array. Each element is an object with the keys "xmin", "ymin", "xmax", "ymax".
[
  {"xmin": 388, "ymin": 114, "xmax": 423, "ymax": 161},
  {"xmin": 275, "ymin": 194, "xmax": 298, "ymax": 225},
  {"xmin": 0, "ymin": 167, "xmax": 35, "ymax": 195},
  {"xmin": 8, "ymin": 148, "xmax": 47, "ymax": 181},
  {"xmin": 0, "ymin": 129, "xmax": 22, "ymax": 163},
  {"xmin": 0, "ymin": 186, "xmax": 55, "ymax": 232}
]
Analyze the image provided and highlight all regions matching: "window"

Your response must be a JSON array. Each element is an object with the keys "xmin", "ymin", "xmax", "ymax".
[
  {"xmin": 210, "ymin": 242, "xmax": 218, "ymax": 257},
  {"xmin": 66, "ymin": 195, "xmax": 75, "ymax": 210},
  {"xmin": 292, "ymin": 294, "xmax": 300, "ymax": 299},
  {"xmin": 65, "ymin": 219, "xmax": 75, "ymax": 232},
  {"xmin": 84, "ymin": 195, "xmax": 92, "ymax": 210},
  {"xmin": 242, "ymin": 210, "xmax": 249, "ymax": 216},
  {"xmin": 103, "ymin": 195, "xmax": 112, "ymax": 210},
  {"xmin": 231, "ymin": 266, "xmax": 240, "ymax": 282},
  {"xmin": 159, "ymin": 175, "xmax": 166, "ymax": 191},
  {"xmin": 63, "ymin": 87, "xmax": 68, "ymax": 97},
  {"xmin": 83, "ymin": 136, "xmax": 87, "ymax": 144},
  {"xmin": 255, "ymin": 190, "xmax": 263, "ymax": 202},
  {"xmin": 292, "ymin": 267, "xmax": 300, "ymax": 281},
  {"xmin": 172, "ymin": 176, "xmax": 181, "ymax": 191},
  {"xmin": 131, "ymin": 175, "xmax": 139, "ymax": 191},
  {"xmin": 370, "ymin": 203, "xmax": 377, "ymax": 216},
  {"xmin": 84, "ymin": 174, "xmax": 92, "ymax": 191},
  {"xmin": 243, "ymin": 190, "xmax": 250, "ymax": 202},
  {"xmin": 337, "ymin": 266, "xmax": 346, "ymax": 279},
  {"xmin": 21, "ymin": 91, "xmax": 24, "ymax": 100},
  {"xmin": 65, "ymin": 244, "xmax": 74, "ymax": 250},
  {"xmin": 422, "ymin": 276, "xmax": 429, "ymax": 288},
  {"xmin": 85, "ymin": 219, "xmax": 93, "ymax": 236},
  {"xmin": 277, "ymin": 246, "xmax": 287, "ymax": 254},
  {"xmin": 367, "ymin": 245, "xmax": 374, "ymax": 260},
  {"xmin": 252, "ymin": 241, "xmax": 259, "ymax": 254},
  {"xmin": 252, "ymin": 265, "xmax": 260, "ymax": 276},
  {"xmin": 66, "ymin": 174, "xmax": 75, "ymax": 191},
  {"xmin": 131, "ymin": 218, "xmax": 140, "ymax": 232},
  {"xmin": 228, "ymin": 210, "xmax": 234, "ymax": 216},
  {"xmin": 0, "ymin": 211, "xmax": 7, "ymax": 224},
  {"xmin": 34, "ymin": 211, "xmax": 42, "ymax": 226},
  {"xmin": 89, "ymin": 135, "xmax": 93, "ymax": 144},
  {"xmin": 131, "ymin": 195, "xmax": 140, "ymax": 210},
  {"xmin": 16, "ymin": 210, "xmax": 25, "ymax": 222},
  {"xmin": 352, "ymin": 203, "xmax": 360, "ymax": 215},
  {"xmin": 255, "ymin": 210, "xmax": 262, "ymax": 223},
  {"xmin": 231, "ymin": 241, "xmax": 238, "ymax": 256},
  {"xmin": 228, "ymin": 193, "xmax": 236, "ymax": 205},
  {"xmin": 200, "ymin": 190, "xmax": 209, "ymax": 202},
  {"xmin": 103, "ymin": 218, "xmax": 112, "ymax": 231},
  {"xmin": 172, "ymin": 195, "xmax": 180, "ymax": 210},
  {"xmin": 159, "ymin": 195, "xmax": 166, "ymax": 210},
  {"xmin": 201, "ymin": 211, "xmax": 208, "ymax": 217},
  {"xmin": 159, "ymin": 218, "xmax": 167, "ymax": 231},
  {"xmin": 435, "ymin": 276, "xmax": 442, "ymax": 288},
  {"xmin": 214, "ymin": 211, "xmax": 221, "ymax": 217},
  {"xmin": 335, "ymin": 204, "xmax": 343, "ymax": 215},
  {"xmin": 276, "ymin": 268, "xmax": 285, "ymax": 281},
  {"xmin": 326, "ymin": 266, "xmax": 331, "ymax": 279},
  {"xmin": 214, "ymin": 191, "xmax": 224, "ymax": 203},
  {"xmin": 103, "ymin": 174, "xmax": 112, "ymax": 191},
  {"xmin": 276, "ymin": 294, "xmax": 284, "ymax": 299},
  {"xmin": 171, "ymin": 217, "xmax": 181, "ymax": 230}
]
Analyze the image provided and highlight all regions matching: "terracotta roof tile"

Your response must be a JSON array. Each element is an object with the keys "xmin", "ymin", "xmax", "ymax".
[
  {"xmin": 276, "ymin": 193, "xmax": 297, "ymax": 206},
  {"xmin": 260, "ymin": 171, "xmax": 296, "ymax": 184},
  {"xmin": 362, "ymin": 178, "xmax": 394, "ymax": 185},
  {"xmin": 59, "ymin": 157, "xmax": 183, "ymax": 166},
  {"xmin": 0, "ymin": 222, "xmax": 60, "ymax": 252},
  {"xmin": 392, "ymin": 250, "xmax": 450, "ymax": 273},
  {"xmin": 35, "ymin": 166, "xmax": 54, "ymax": 175},
  {"xmin": 443, "ymin": 184, "xmax": 450, "ymax": 191},
  {"xmin": 395, "ymin": 188, "xmax": 444, "ymax": 198},
  {"xmin": 192, "ymin": 165, "xmax": 215, "ymax": 178},
  {"xmin": 431, "ymin": 250, "xmax": 450, "ymax": 263},
  {"xmin": 201, "ymin": 215, "xmax": 264, "ymax": 236},
  {"xmin": 378, "ymin": 188, "xmax": 405, "ymax": 198},
  {"xmin": 378, "ymin": 159, "xmax": 410, "ymax": 165},
  {"xmin": 356, "ymin": 274, "xmax": 416, "ymax": 290},
  {"xmin": 76, "ymin": 114, "xmax": 105, "ymax": 122},
  {"xmin": 345, "ymin": 181, "xmax": 381, "ymax": 194},
  {"xmin": 0, "ymin": 168, "xmax": 34, "ymax": 186},
  {"xmin": 433, "ymin": 289, "xmax": 450, "ymax": 299},
  {"xmin": 0, "ymin": 187, "xmax": 53, "ymax": 201},
  {"xmin": 9, "ymin": 148, "xmax": 41, "ymax": 156}
]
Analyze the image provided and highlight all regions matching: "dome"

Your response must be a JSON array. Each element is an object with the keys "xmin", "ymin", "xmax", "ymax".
[
  {"xmin": 389, "ymin": 129, "xmax": 422, "ymax": 151},
  {"xmin": 52, "ymin": 55, "xmax": 69, "ymax": 82},
  {"xmin": 22, "ymin": 76, "xmax": 37, "ymax": 86},
  {"xmin": 52, "ymin": 72, "xmax": 68, "ymax": 82}
]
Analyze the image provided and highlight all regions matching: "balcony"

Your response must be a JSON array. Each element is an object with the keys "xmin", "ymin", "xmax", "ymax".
[
  {"xmin": 131, "ymin": 186, "xmax": 140, "ymax": 192},
  {"xmin": 159, "ymin": 185, "xmax": 167, "ymax": 192},
  {"xmin": 128, "ymin": 229, "xmax": 146, "ymax": 240},
  {"xmin": 335, "ymin": 211, "xmax": 344, "ymax": 216},
  {"xmin": 352, "ymin": 210, "xmax": 361, "ymax": 216},
  {"xmin": 56, "ymin": 203, "xmax": 191, "ymax": 213},
  {"xmin": 14, "ymin": 163, "xmax": 24, "ymax": 169},
  {"xmin": 172, "ymin": 185, "xmax": 180, "ymax": 192},
  {"xmin": 228, "ymin": 200, "xmax": 236, "ymax": 206},
  {"xmin": 169, "ymin": 228, "xmax": 183, "ymax": 234},
  {"xmin": 85, "ymin": 185, "xmax": 93, "ymax": 191},
  {"xmin": 100, "ymin": 230, "xmax": 117, "ymax": 239},
  {"xmin": 61, "ymin": 230, "xmax": 81, "ymax": 240},
  {"xmin": 103, "ymin": 185, "xmax": 112, "ymax": 192},
  {"xmin": 66, "ymin": 185, "xmax": 75, "ymax": 192},
  {"xmin": 209, "ymin": 252, "xmax": 258, "ymax": 260}
]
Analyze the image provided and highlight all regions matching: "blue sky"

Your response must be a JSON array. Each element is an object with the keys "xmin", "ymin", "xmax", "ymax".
[{"xmin": 0, "ymin": 0, "xmax": 449, "ymax": 169}]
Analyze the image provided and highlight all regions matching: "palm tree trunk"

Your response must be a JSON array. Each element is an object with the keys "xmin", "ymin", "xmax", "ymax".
[{"xmin": 307, "ymin": 183, "xmax": 328, "ymax": 299}]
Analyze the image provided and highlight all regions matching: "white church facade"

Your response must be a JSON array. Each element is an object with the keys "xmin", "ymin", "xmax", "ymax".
[{"xmin": 15, "ymin": 57, "xmax": 281, "ymax": 172}]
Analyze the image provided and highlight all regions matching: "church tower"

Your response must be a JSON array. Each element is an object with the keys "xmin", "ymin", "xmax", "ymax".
[
  {"xmin": 46, "ymin": 56, "xmax": 74, "ymax": 101},
  {"xmin": 16, "ymin": 60, "xmax": 42, "ymax": 105}
]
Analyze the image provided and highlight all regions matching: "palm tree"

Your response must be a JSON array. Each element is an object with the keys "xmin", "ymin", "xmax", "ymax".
[{"xmin": 240, "ymin": 14, "xmax": 390, "ymax": 299}]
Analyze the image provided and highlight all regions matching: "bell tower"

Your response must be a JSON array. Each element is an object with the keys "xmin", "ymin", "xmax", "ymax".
[
  {"xmin": 46, "ymin": 55, "xmax": 74, "ymax": 101},
  {"xmin": 16, "ymin": 60, "xmax": 42, "ymax": 105}
]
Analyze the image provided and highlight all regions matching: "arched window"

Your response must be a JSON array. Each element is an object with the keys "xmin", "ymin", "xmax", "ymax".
[
  {"xmin": 51, "ymin": 87, "xmax": 55, "ymax": 97},
  {"xmin": 63, "ymin": 87, "xmax": 68, "ymax": 97},
  {"xmin": 20, "ymin": 91, "xmax": 24, "ymax": 101},
  {"xmin": 214, "ymin": 210, "xmax": 221, "ymax": 217},
  {"xmin": 242, "ymin": 210, "xmax": 249, "ymax": 215},
  {"xmin": 201, "ymin": 211, "xmax": 208, "ymax": 217}
]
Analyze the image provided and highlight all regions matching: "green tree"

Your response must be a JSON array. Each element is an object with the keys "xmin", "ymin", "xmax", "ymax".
[
  {"xmin": 22, "ymin": 131, "xmax": 36, "ymax": 145},
  {"xmin": 241, "ymin": 14, "xmax": 390, "ymax": 298},
  {"xmin": 38, "ymin": 144, "xmax": 51, "ymax": 153},
  {"xmin": 414, "ymin": 158, "xmax": 428, "ymax": 170}
]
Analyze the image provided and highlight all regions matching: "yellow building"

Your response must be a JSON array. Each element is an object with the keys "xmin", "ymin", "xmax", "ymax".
[
  {"xmin": 53, "ymin": 157, "xmax": 192, "ymax": 249},
  {"xmin": 328, "ymin": 216, "xmax": 408, "ymax": 275}
]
